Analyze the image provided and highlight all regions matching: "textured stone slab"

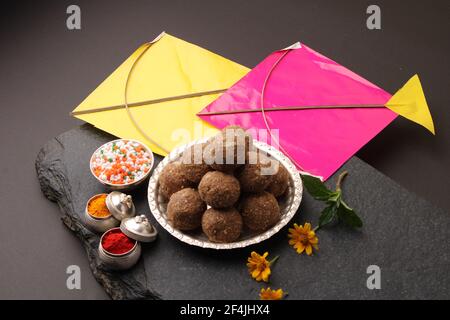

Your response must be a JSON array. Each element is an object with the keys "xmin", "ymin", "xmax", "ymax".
[{"xmin": 36, "ymin": 124, "xmax": 450, "ymax": 299}]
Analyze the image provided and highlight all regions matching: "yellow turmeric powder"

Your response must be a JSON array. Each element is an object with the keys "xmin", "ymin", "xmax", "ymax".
[{"xmin": 88, "ymin": 194, "xmax": 110, "ymax": 218}]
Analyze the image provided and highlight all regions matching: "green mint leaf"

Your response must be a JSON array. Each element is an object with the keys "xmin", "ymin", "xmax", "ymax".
[
  {"xmin": 327, "ymin": 191, "xmax": 341, "ymax": 204},
  {"xmin": 319, "ymin": 204, "xmax": 338, "ymax": 227},
  {"xmin": 337, "ymin": 200, "xmax": 362, "ymax": 228},
  {"xmin": 301, "ymin": 174, "xmax": 334, "ymax": 201}
]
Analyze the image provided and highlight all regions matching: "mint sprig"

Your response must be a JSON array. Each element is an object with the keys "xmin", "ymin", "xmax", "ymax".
[
  {"xmin": 301, "ymin": 171, "xmax": 362, "ymax": 229},
  {"xmin": 300, "ymin": 174, "xmax": 334, "ymax": 201}
]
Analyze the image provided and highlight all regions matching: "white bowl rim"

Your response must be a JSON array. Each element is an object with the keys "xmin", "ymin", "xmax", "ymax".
[{"xmin": 89, "ymin": 138, "xmax": 154, "ymax": 187}]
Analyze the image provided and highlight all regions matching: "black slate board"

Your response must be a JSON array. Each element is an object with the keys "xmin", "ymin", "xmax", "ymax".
[{"xmin": 36, "ymin": 124, "xmax": 450, "ymax": 299}]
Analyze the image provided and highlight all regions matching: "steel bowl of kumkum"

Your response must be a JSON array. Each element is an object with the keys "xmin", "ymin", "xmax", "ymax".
[
  {"xmin": 90, "ymin": 139, "xmax": 154, "ymax": 190},
  {"xmin": 98, "ymin": 227, "xmax": 141, "ymax": 270},
  {"xmin": 98, "ymin": 216, "xmax": 157, "ymax": 270}
]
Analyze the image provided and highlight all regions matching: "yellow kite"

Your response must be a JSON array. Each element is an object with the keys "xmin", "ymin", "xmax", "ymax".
[{"xmin": 71, "ymin": 32, "xmax": 249, "ymax": 156}]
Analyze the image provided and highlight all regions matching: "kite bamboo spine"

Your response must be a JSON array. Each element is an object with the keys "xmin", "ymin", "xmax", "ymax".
[
  {"xmin": 197, "ymin": 103, "xmax": 403, "ymax": 116},
  {"xmin": 70, "ymin": 88, "xmax": 228, "ymax": 116}
]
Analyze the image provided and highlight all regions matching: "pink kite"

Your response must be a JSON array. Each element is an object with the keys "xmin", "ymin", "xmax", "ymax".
[{"xmin": 198, "ymin": 43, "xmax": 397, "ymax": 180}]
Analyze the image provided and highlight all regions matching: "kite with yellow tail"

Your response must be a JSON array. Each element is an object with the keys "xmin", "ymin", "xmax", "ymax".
[{"xmin": 71, "ymin": 33, "xmax": 435, "ymax": 180}]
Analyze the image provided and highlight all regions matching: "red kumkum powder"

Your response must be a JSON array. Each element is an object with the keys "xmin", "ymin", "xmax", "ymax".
[{"xmin": 102, "ymin": 229, "xmax": 135, "ymax": 254}]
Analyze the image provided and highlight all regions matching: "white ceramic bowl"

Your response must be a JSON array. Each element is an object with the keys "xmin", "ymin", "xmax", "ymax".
[{"xmin": 90, "ymin": 139, "xmax": 154, "ymax": 191}]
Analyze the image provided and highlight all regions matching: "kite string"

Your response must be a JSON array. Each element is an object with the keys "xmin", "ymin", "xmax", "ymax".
[
  {"xmin": 124, "ymin": 42, "xmax": 170, "ymax": 154},
  {"xmin": 260, "ymin": 50, "xmax": 306, "ymax": 172}
]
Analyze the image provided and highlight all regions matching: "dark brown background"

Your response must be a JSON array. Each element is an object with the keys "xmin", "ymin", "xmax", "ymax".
[{"xmin": 0, "ymin": 0, "xmax": 448, "ymax": 299}]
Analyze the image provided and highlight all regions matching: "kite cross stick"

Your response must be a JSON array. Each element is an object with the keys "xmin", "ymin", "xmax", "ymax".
[
  {"xmin": 70, "ymin": 88, "xmax": 228, "ymax": 116},
  {"xmin": 196, "ymin": 103, "xmax": 406, "ymax": 116}
]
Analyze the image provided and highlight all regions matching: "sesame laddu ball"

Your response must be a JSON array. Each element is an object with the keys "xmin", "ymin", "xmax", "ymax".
[
  {"xmin": 266, "ymin": 162, "xmax": 289, "ymax": 198},
  {"xmin": 198, "ymin": 171, "xmax": 240, "ymax": 208},
  {"xmin": 202, "ymin": 207, "xmax": 243, "ymax": 243},
  {"xmin": 179, "ymin": 144, "xmax": 212, "ymax": 184},
  {"xmin": 240, "ymin": 192, "xmax": 280, "ymax": 232},
  {"xmin": 158, "ymin": 162, "xmax": 194, "ymax": 201},
  {"xmin": 167, "ymin": 188, "xmax": 206, "ymax": 231},
  {"xmin": 206, "ymin": 126, "xmax": 253, "ymax": 173},
  {"xmin": 237, "ymin": 151, "xmax": 276, "ymax": 193}
]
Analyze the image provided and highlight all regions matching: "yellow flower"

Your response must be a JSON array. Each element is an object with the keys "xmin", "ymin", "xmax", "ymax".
[
  {"xmin": 247, "ymin": 251, "xmax": 277, "ymax": 282},
  {"xmin": 259, "ymin": 287, "xmax": 285, "ymax": 300},
  {"xmin": 288, "ymin": 222, "xmax": 319, "ymax": 255}
]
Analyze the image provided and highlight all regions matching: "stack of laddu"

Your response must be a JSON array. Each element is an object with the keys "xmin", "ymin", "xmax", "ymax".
[{"xmin": 158, "ymin": 126, "xmax": 290, "ymax": 243}]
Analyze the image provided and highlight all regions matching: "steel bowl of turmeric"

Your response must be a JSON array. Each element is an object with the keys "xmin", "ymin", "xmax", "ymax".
[
  {"xmin": 90, "ymin": 139, "xmax": 154, "ymax": 190},
  {"xmin": 84, "ymin": 193, "xmax": 120, "ymax": 233}
]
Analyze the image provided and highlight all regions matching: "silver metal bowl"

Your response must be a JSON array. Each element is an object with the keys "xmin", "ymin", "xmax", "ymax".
[
  {"xmin": 147, "ymin": 138, "xmax": 303, "ymax": 250},
  {"xmin": 89, "ymin": 139, "xmax": 154, "ymax": 191},
  {"xmin": 98, "ymin": 227, "xmax": 142, "ymax": 270},
  {"xmin": 84, "ymin": 194, "xmax": 120, "ymax": 233}
]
